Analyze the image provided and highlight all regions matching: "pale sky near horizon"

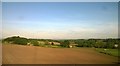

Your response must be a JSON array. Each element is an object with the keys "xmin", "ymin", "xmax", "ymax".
[{"xmin": 2, "ymin": 2, "xmax": 118, "ymax": 39}]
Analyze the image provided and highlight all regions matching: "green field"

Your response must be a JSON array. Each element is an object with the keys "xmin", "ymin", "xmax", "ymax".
[{"xmin": 95, "ymin": 48, "xmax": 119, "ymax": 57}]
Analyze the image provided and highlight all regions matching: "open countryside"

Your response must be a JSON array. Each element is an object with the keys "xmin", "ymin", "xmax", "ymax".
[
  {"xmin": 2, "ymin": 2, "xmax": 119, "ymax": 64},
  {"xmin": 2, "ymin": 36, "xmax": 119, "ymax": 64},
  {"xmin": 2, "ymin": 44, "xmax": 118, "ymax": 64}
]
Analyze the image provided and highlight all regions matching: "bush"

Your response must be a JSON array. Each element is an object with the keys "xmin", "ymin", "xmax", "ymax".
[{"xmin": 31, "ymin": 40, "xmax": 39, "ymax": 46}]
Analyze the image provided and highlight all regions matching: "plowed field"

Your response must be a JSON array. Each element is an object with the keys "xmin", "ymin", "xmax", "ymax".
[{"xmin": 2, "ymin": 44, "xmax": 118, "ymax": 64}]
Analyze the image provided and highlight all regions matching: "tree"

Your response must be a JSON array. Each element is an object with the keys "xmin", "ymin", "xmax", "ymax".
[
  {"xmin": 82, "ymin": 40, "xmax": 89, "ymax": 47},
  {"xmin": 61, "ymin": 40, "xmax": 70, "ymax": 48},
  {"xmin": 88, "ymin": 39, "xmax": 96, "ymax": 47},
  {"xmin": 3, "ymin": 36, "xmax": 28, "ymax": 45},
  {"xmin": 76, "ymin": 40, "xmax": 84, "ymax": 47},
  {"xmin": 106, "ymin": 39, "xmax": 115, "ymax": 49},
  {"xmin": 94, "ymin": 40, "xmax": 106, "ymax": 48}
]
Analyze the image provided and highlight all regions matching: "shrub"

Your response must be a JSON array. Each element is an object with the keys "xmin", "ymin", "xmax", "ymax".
[{"xmin": 31, "ymin": 40, "xmax": 39, "ymax": 46}]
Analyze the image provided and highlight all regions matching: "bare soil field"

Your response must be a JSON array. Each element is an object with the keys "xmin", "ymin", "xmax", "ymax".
[{"xmin": 2, "ymin": 44, "xmax": 118, "ymax": 64}]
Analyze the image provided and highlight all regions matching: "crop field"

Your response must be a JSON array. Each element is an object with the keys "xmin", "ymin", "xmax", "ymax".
[{"xmin": 2, "ymin": 44, "xmax": 118, "ymax": 64}]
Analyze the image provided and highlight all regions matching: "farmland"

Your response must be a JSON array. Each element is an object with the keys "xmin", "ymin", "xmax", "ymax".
[
  {"xmin": 2, "ymin": 44, "xmax": 118, "ymax": 64},
  {"xmin": 95, "ymin": 48, "xmax": 119, "ymax": 57}
]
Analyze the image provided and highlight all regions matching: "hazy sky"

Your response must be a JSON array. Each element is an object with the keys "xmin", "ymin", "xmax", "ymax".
[{"xmin": 2, "ymin": 2, "xmax": 118, "ymax": 39}]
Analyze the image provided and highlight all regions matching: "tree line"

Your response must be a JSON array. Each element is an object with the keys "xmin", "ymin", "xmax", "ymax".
[{"xmin": 2, "ymin": 36, "xmax": 119, "ymax": 49}]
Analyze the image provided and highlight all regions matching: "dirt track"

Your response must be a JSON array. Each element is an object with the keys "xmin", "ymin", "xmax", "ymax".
[{"xmin": 2, "ymin": 44, "xmax": 118, "ymax": 64}]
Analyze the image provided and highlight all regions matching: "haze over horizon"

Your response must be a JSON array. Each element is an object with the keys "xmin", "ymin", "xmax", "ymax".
[{"xmin": 2, "ymin": 2, "xmax": 118, "ymax": 39}]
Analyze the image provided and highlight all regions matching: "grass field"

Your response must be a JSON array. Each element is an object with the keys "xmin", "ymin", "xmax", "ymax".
[
  {"xmin": 2, "ymin": 44, "xmax": 118, "ymax": 64},
  {"xmin": 95, "ymin": 48, "xmax": 119, "ymax": 57}
]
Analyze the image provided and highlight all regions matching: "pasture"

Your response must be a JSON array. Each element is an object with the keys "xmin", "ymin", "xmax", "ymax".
[
  {"xmin": 95, "ymin": 48, "xmax": 119, "ymax": 57},
  {"xmin": 2, "ymin": 44, "xmax": 118, "ymax": 64}
]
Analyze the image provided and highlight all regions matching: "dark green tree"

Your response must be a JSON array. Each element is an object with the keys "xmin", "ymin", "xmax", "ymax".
[
  {"xmin": 3, "ymin": 36, "xmax": 28, "ymax": 45},
  {"xmin": 61, "ymin": 40, "xmax": 70, "ymax": 48}
]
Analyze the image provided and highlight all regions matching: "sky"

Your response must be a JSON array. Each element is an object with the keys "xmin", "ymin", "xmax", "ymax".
[
  {"xmin": 2, "ymin": 2, "xmax": 118, "ymax": 39},
  {"xmin": 2, "ymin": 0, "xmax": 120, "ymax": 2}
]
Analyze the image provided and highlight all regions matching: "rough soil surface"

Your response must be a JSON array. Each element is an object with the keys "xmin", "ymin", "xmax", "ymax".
[{"xmin": 2, "ymin": 44, "xmax": 118, "ymax": 64}]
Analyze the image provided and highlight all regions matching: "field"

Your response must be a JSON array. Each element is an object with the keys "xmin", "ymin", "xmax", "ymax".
[
  {"xmin": 2, "ymin": 44, "xmax": 118, "ymax": 64},
  {"xmin": 95, "ymin": 48, "xmax": 119, "ymax": 57}
]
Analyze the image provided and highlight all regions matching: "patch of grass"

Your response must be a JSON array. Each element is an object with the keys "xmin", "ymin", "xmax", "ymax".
[
  {"xmin": 51, "ymin": 45, "xmax": 64, "ymax": 48},
  {"xmin": 38, "ymin": 44, "xmax": 62, "ymax": 48},
  {"xmin": 95, "ymin": 48, "xmax": 119, "ymax": 57}
]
